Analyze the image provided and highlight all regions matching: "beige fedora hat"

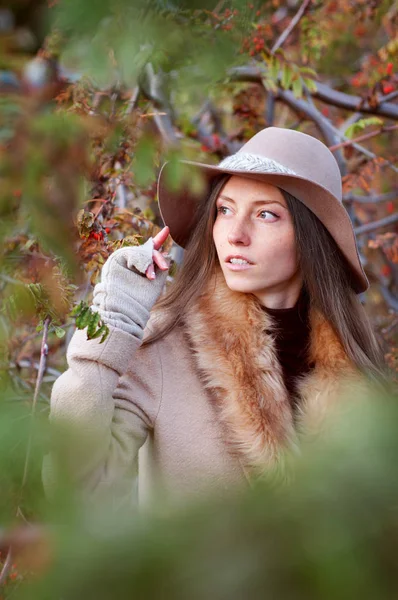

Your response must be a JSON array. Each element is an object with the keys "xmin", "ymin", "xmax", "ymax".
[{"xmin": 157, "ymin": 126, "xmax": 369, "ymax": 294}]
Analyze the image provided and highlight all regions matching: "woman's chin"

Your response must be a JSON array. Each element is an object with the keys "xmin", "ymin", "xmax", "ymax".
[{"xmin": 223, "ymin": 275, "xmax": 259, "ymax": 294}]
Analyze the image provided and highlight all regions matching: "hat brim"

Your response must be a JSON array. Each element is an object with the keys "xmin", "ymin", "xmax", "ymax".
[{"xmin": 157, "ymin": 159, "xmax": 369, "ymax": 294}]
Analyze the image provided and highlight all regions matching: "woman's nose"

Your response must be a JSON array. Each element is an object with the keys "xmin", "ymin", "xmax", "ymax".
[{"xmin": 227, "ymin": 220, "xmax": 251, "ymax": 245}]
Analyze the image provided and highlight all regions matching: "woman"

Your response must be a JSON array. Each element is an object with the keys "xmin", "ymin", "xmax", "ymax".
[{"xmin": 42, "ymin": 127, "xmax": 390, "ymax": 512}]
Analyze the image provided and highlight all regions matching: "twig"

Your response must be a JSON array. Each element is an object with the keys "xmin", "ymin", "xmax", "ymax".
[
  {"xmin": 271, "ymin": 0, "xmax": 312, "ymax": 53},
  {"xmin": 125, "ymin": 85, "xmax": 140, "ymax": 115},
  {"xmin": 22, "ymin": 315, "xmax": 51, "ymax": 488},
  {"xmin": 344, "ymin": 191, "xmax": 397, "ymax": 204},
  {"xmin": 265, "ymin": 92, "xmax": 276, "ymax": 126},
  {"xmin": 10, "ymin": 359, "xmax": 62, "ymax": 379},
  {"xmin": 0, "ymin": 545, "xmax": 13, "ymax": 586},
  {"xmin": 381, "ymin": 316, "xmax": 398, "ymax": 337},
  {"xmin": 0, "ymin": 316, "xmax": 52, "ymax": 587},
  {"xmin": 354, "ymin": 213, "xmax": 398, "ymax": 235},
  {"xmin": 329, "ymin": 125, "xmax": 398, "ymax": 151}
]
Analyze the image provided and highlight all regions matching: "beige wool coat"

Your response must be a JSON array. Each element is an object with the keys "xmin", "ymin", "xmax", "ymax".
[{"xmin": 42, "ymin": 263, "xmax": 367, "ymax": 513}]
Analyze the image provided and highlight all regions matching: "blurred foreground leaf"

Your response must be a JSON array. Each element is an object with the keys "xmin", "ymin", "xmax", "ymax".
[{"xmin": 2, "ymin": 382, "xmax": 397, "ymax": 599}]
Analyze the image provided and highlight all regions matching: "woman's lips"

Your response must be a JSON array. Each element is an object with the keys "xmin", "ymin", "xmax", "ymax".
[{"xmin": 225, "ymin": 262, "xmax": 254, "ymax": 271}]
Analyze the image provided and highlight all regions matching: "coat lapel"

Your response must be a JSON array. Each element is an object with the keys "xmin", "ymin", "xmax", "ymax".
[{"xmin": 183, "ymin": 263, "xmax": 365, "ymax": 480}]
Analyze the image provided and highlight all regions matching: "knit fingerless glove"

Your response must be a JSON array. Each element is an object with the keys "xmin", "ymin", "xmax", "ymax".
[{"xmin": 91, "ymin": 238, "xmax": 170, "ymax": 341}]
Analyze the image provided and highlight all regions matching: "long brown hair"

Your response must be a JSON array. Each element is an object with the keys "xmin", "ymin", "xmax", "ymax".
[{"xmin": 143, "ymin": 174, "xmax": 392, "ymax": 389}]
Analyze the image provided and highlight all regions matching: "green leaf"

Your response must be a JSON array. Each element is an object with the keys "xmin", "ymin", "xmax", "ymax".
[
  {"xmin": 87, "ymin": 311, "xmax": 101, "ymax": 338},
  {"xmin": 262, "ymin": 77, "xmax": 278, "ymax": 93},
  {"xmin": 268, "ymin": 56, "xmax": 280, "ymax": 81},
  {"xmin": 54, "ymin": 326, "xmax": 66, "ymax": 339},
  {"xmin": 281, "ymin": 63, "xmax": 293, "ymax": 90},
  {"xmin": 299, "ymin": 66, "xmax": 318, "ymax": 78},
  {"xmin": 302, "ymin": 77, "xmax": 318, "ymax": 93},
  {"xmin": 344, "ymin": 117, "xmax": 384, "ymax": 139},
  {"xmin": 70, "ymin": 301, "xmax": 86, "ymax": 317},
  {"xmin": 292, "ymin": 77, "xmax": 304, "ymax": 98}
]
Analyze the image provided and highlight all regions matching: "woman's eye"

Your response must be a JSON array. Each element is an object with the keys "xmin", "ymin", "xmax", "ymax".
[
  {"xmin": 216, "ymin": 206, "xmax": 231, "ymax": 215},
  {"xmin": 259, "ymin": 210, "xmax": 278, "ymax": 219}
]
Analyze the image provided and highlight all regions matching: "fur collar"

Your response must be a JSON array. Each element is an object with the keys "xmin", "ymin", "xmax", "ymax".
[{"xmin": 182, "ymin": 264, "xmax": 365, "ymax": 481}]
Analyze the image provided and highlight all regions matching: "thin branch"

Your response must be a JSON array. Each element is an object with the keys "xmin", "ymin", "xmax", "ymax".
[
  {"xmin": 381, "ymin": 315, "xmax": 398, "ymax": 337},
  {"xmin": 265, "ymin": 91, "xmax": 276, "ymax": 126},
  {"xmin": 354, "ymin": 213, "xmax": 398, "ymax": 235},
  {"xmin": 380, "ymin": 90, "xmax": 398, "ymax": 103},
  {"xmin": 312, "ymin": 81, "xmax": 398, "ymax": 121},
  {"xmin": 271, "ymin": 0, "xmax": 312, "ymax": 54},
  {"xmin": 139, "ymin": 63, "xmax": 178, "ymax": 146},
  {"xmin": 227, "ymin": 66, "xmax": 398, "ymax": 120},
  {"xmin": 0, "ymin": 545, "xmax": 13, "ymax": 586},
  {"xmin": 344, "ymin": 191, "xmax": 397, "ymax": 204},
  {"xmin": 22, "ymin": 315, "xmax": 51, "ymax": 488},
  {"xmin": 191, "ymin": 100, "xmax": 238, "ymax": 155},
  {"xmin": 0, "ymin": 316, "xmax": 52, "ymax": 587},
  {"xmin": 329, "ymin": 125, "xmax": 398, "ymax": 151},
  {"xmin": 125, "ymin": 85, "xmax": 140, "ymax": 116},
  {"xmin": 10, "ymin": 359, "xmax": 62, "ymax": 379}
]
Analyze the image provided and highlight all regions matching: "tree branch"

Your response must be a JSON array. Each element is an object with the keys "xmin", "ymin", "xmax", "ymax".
[
  {"xmin": 354, "ymin": 213, "xmax": 398, "ymax": 235},
  {"xmin": 271, "ymin": 0, "xmax": 312, "ymax": 54},
  {"xmin": 228, "ymin": 66, "xmax": 398, "ymax": 120},
  {"xmin": 329, "ymin": 125, "xmax": 398, "ymax": 151},
  {"xmin": 313, "ymin": 81, "xmax": 398, "ymax": 121},
  {"xmin": 344, "ymin": 191, "xmax": 398, "ymax": 204}
]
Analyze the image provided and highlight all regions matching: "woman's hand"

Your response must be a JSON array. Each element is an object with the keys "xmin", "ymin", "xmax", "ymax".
[
  {"xmin": 145, "ymin": 226, "xmax": 171, "ymax": 280},
  {"xmin": 91, "ymin": 225, "xmax": 173, "ymax": 339}
]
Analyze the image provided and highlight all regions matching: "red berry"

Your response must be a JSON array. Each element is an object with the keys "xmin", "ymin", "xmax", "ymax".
[
  {"xmin": 212, "ymin": 133, "xmax": 220, "ymax": 146},
  {"xmin": 381, "ymin": 264, "xmax": 391, "ymax": 277},
  {"xmin": 382, "ymin": 82, "xmax": 394, "ymax": 94},
  {"xmin": 387, "ymin": 62, "xmax": 393, "ymax": 76},
  {"xmin": 387, "ymin": 201, "xmax": 394, "ymax": 214},
  {"xmin": 105, "ymin": 227, "xmax": 111, "ymax": 234}
]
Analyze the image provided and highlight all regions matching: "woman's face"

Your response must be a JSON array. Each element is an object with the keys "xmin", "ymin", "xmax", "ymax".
[{"xmin": 212, "ymin": 175, "xmax": 302, "ymax": 309}]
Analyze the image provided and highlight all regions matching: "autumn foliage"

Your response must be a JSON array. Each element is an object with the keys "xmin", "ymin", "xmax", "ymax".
[{"xmin": 0, "ymin": 0, "xmax": 397, "ymax": 594}]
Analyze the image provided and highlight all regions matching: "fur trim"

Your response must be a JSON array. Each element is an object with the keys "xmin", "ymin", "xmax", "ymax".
[{"xmin": 183, "ymin": 264, "xmax": 363, "ymax": 479}]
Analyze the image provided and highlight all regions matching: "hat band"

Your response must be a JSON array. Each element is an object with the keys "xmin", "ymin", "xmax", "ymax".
[{"xmin": 218, "ymin": 153, "xmax": 297, "ymax": 176}]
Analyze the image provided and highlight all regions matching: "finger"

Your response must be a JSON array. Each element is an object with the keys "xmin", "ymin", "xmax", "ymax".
[
  {"xmin": 145, "ymin": 263, "xmax": 156, "ymax": 280},
  {"xmin": 152, "ymin": 226, "xmax": 170, "ymax": 251},
  {"xmin": 153, "ymin": 248, "xmax": 169, "ymax": 270}
]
